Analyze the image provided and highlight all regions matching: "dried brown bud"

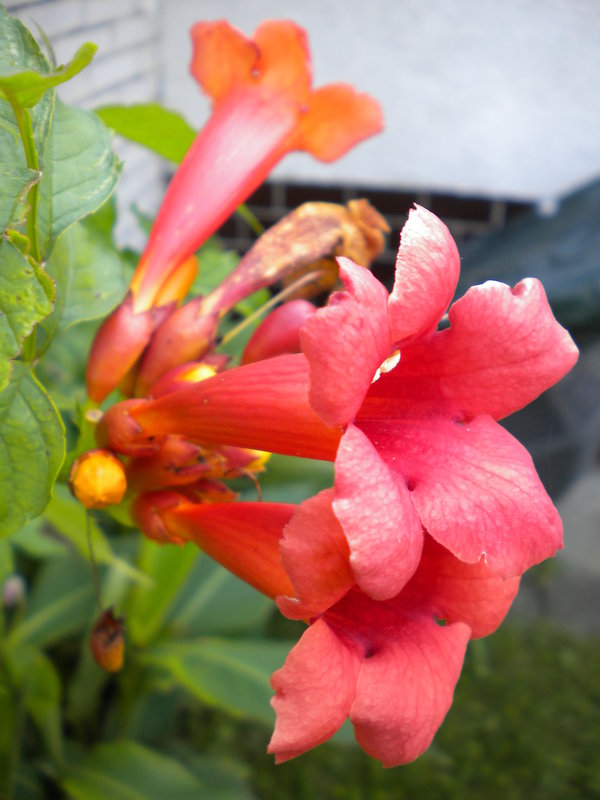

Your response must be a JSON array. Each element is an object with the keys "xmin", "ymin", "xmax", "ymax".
[
  {"xmin": 203, "ymin": 199, "xmax": 390, "ymax": 312},
  {"xmin": 90, "ymin": 608, "xmax": 124, "ymax": 672}
]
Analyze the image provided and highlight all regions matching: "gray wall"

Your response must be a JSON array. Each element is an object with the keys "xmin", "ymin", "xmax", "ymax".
[{"xmin": 162, "ymin": 0, "xmax": 600, "ymax": 203}]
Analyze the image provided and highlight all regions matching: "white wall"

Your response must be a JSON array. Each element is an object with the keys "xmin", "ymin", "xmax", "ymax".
[
  {"xmin": 5, "ymin": 0, "xmax": 166, "ymax": 247},
  {"xmin": 161, "ymin": 0, "xmax": 600, "ymax": 202}
]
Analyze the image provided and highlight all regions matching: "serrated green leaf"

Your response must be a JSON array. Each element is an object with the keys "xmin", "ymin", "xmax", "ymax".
[
  {"xmin": 62, "ymin": 741, "xmax": 207, "ymax": 800},
  {"xmin": 143, "ymin": 638, "xmax": 292, "ymax": 723},
  {"xmin": 0, "ymin": 6, "xmax": 54, "ymax": 171},
  {"xmin": 37, "ymin": 97, "xmax": 121, "ymax": 259},
  {"xmin": 96, "ymin": 102, "xmax": 196, "ymax": 164},
  {"xmin": 0, "ymin": 43, "xmax": 96, "ymax": 108},
  {"xmin": 7, "ymin": 555, "xmax": 94, "ymax": 648},
  {"xmin": 0, "ymin": 239, "xmax": 53, "ymax": 390},
  {"xmin": 0, "ymin": 363, "xmax": 65, "ymax": 536},
  {"xmin": 39, "ymin": 217, "xmax": 126, "ymax": 348}
]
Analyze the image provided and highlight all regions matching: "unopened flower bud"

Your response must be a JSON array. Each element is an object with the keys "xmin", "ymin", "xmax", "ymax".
[
  {"xmin": 69, "ymin": 449, "xmax": 127, "ymax": 510},
  {"xmin": 90, "ymin": 608, "xmax": 124, "ymax": 672},
  {"xmin": 242, "ymin": 299, "xmax": 316, "ymax": 364}
]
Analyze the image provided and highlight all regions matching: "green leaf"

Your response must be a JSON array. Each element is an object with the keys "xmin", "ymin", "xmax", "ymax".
[
  {"xmin": 10, "ymin": 516, "xmax": 68, "ymax": 559},
  {"xmin": 37, "ymin": 97, "xmax": 121, "ymax": 259},
  {"xmin": 0, "ymin": 164, "xmax": 39, "ymax": 234},
  {"xmin": 0, "ymin": 7, "xmax": 55, "ymax": 149},
  {"xmin": 39, "ymin": 216, "xmax": 126, "ymax": 348},
  {"xmin": 34, "ymin": 319, "xmax": 96, "ymax": 410},
  {"xmin": 96, "ymin": 102, "xmax": 196, "ymax": 164},
  {"xmin": 0, "ymin": 363, "xmax": 65, "ymax": 537},
  {"xmin": 0, "ymin": 43, "xmax": 97, "ymax": 108},
  {"xmin": 192, "ymin": 238, "xmax": 240, "ymax": 297},
  {"xmin": 7, "ymin": 554, "xmax": 94, "ymax": 648},
  {"xmin": 0, "ymin": 538, "xmax": 14, "ymax": 585},
  {"xmin": 7, "ymin": 645, "xmax": 63, "ymax": 761},
  {"xmin": 143, "ymin": 638, "xmax": 292, "ymax": 723},
  {"xmin": 62, "ymin": 741, "xmax": 208, "ymax": 800},
  {"xmin": 0, "ymin": 240, "xmax": 53, "ymax": 390},
  {"xmin": 125, "ymin": 539, "xmax": 198, "ymax": 647},
  {"xmin": 167, "ymin": 558, "xmax": 272, "ymax": 637}
]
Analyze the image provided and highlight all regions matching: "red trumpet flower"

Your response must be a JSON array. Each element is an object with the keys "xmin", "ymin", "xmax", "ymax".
[{"xmin": 86, "ymin": 19, "xmax": 382, "ymax": 402}]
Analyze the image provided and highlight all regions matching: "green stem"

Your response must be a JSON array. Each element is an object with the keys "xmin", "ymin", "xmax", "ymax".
[
  {"xmin": 7, "ymin": 95, "xmax": 41, "ymax": 264},
  {"xmin": 236, "ymin": 203, "xmax": 264, "ymax": 236}
]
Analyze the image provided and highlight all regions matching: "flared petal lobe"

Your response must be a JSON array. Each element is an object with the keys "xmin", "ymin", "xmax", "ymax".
[
  {"xmin": 388, "ymin": 205, "xmax": 460, "ymax": 344},
  {"xmin": 278, "ymin": 489, "xmax": 354, "ymax": 620},
  {"xmin": 360, "ymin": 413, "xmax": 562, "ymax": 578},
  {"xmin": 269, "ymin": 617, "xmax": 361, "ymax": 764},
  {"xmin": 400, "ymin": 536, "xmax": 520, "ymax": 638},
  {"xmin": 295, "ymin": 84, "xmax": 384, "ymax": 162},
  {"xmin": 301, "ymin": 259, "xmax": 391, "ymax": 428},
  {"xmin": 333, "ymin": 424, "xmax": 423, "ymax": 600},
  {"xmin": 190, "ymin": 20, "xmax": 258, "ymax": 101},
  {"xmin": 349, "ymin": 614, "xmax": 470, "ymax": 767},
  {"xmin": 430, "ymin": 278, "xmax": 578, "ymax": 421}
]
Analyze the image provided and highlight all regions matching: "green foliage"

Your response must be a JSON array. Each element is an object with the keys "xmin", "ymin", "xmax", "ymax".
[
  {"xmin": 0, "ymin": 41, "xmax": 97, "ymax": 108},
  {"xmin": 0, "ymin": 240, "xmax": 53, "ymax": 389},
  {"xmin": 96, "ymin": 102, "xmax": 196, "ymax": 164},
  {"xmin": 143, "ymin": 638, "xmax": 292, "ymax": 724},
  {"xmin": 36, "ymin": 97, "xmax": 121, "ymax": 259},
  {"xmin": 0, "ymin": 363, "xmax": 65, "ymax": 536}
]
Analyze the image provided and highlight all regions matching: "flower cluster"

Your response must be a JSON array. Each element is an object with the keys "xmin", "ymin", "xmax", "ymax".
[{"xmin": 80, "ymin": 18, "xmax": 578, "ymax": 768}]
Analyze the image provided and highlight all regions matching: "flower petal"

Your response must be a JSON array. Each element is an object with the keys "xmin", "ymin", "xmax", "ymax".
[
  {"xmin": 435, "ymin": 278, "xmax": 578, "ymax": 420},
  {"xmin": 268, "ymin": 617, "xmax": 361, "ymax": 763},
  {"xmin": 388, "ymin": 205, "xmax": 460, "ymax": 344},
  {"xmin": 401, "ymin": 536, "xmax": 520, "ymax": 638},
  {"xmin": 131, "ymin": 353, "xmax": 341, "ymax": 461},
  {"xmin": 253, "ymin": 20, "xmax": 312, "ymax": 101},
  {"xmin": 360, "ymin": 414, "xmax": 563, "ymax": 578},
  {"xmin": 333, "ymin": 424, "xmax": 423, "ymax": 600},
  {"xmin": 278, "ymin": 489, "xmax": 354, "ymax": 620},
  {"xmin": 349, "ymin": 614, "xmax": 469, "ymax": 767},
  {"xmin": 296, "ymin": 84, "xmax": 383, "ymax": 162},
  {"xmin": 189, "ymin": 20, "xmax": 257, "ymax": 101},
  {"xmin": 301, "ymin": 258, "xmax": 391, "ymax": 427}
]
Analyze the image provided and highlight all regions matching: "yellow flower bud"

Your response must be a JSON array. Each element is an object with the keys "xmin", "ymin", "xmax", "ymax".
[{"xmin": 69, "ymin": 449, "xmax": 127, "ymax": 510}]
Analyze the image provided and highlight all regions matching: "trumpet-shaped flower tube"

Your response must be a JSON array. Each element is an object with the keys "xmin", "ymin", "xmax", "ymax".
[{"xmin": 86, "ymin": 19, "xmax": 382, "ymax": 402}]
